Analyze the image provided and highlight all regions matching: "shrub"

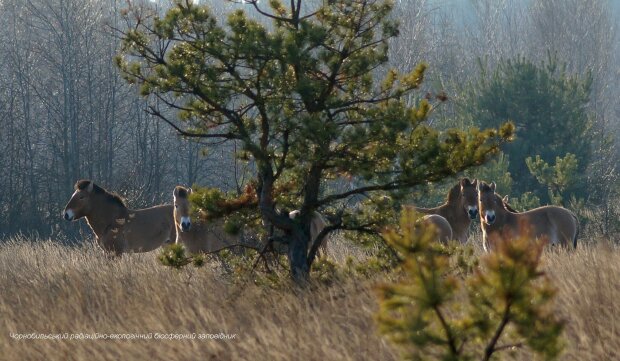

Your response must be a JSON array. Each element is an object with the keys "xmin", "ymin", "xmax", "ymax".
[{"xmin": 376, "ymin": 208, "xmax": 564, "ymax": 360}]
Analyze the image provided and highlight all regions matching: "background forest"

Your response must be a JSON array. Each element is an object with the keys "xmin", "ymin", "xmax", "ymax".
[{"xmin": 0, "ymin": 0, "xmax": 618, "ymax": 240}]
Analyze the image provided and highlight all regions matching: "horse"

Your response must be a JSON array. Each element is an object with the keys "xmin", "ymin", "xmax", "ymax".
[
  {"xmin": 413, "ymin": 178, "xmax": 479, "ymax": 243},
  {"xmin": 172, "ymin": 186, "xmax": 330, "ymax": 256},
  {"xmin": 422, "ymin": 214, "xmax": 453, "ymax": 244},
  {"xmin": 477, "ymin": 181, "xmax": 579, "ymax": 252},
  {"xmin": 63, "ymin": 180, "xmax": 176, "ymax": 255}
]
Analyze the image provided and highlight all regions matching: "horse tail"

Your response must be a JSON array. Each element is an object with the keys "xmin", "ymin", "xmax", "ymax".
[{"xmin": 571, "ymin": 212, "xmax": 579, "ymax": 249}]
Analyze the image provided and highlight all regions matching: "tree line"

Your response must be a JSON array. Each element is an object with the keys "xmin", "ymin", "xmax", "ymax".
[{"xmin": 0, "ymin": 0, "xmax": 617, "ymax": 241}]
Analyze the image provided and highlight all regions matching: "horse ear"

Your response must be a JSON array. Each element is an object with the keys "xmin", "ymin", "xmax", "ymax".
[
  {"xmin": 461, "ymin": 178, "xmax": 471, "ymax": 186},
  {"xmin": 86, "ymin": 182, "xmax": 94, "ymax": 193},
  {"xmin": 187, "ymin": 188, "xmax": 192, "ymax": 195},
  {"xmin": 502, "ymin": 195, "xmax": 509, "ymax": 203},
  {"xmin": 472, "ymin": 179, "xmax": 478, "ymax": 187},
  {"xmin": 490, "ymin": 182, "xmax": 496, "ymax": 192},
  {"xmin": 477, "ymin": 181, "xmax": 484, "ymax": 191}
]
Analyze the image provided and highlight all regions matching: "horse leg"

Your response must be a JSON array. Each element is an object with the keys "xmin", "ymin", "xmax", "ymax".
[{"xmin": 107, "ymin": 225, "xmax": 129, "ymax": 256}]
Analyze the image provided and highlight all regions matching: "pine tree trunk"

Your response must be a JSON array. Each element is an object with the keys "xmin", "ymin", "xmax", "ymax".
[
  {"xmin": 288, "ymin": 229, "xmax": 310, "ymax": 284},
  {"xmin": 257, "ymin": 166, "xmax": 310, "ymax": 283}
]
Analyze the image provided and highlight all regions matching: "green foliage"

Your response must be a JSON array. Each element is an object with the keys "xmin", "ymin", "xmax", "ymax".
[
  {"xmin": 118, "ymin": 0, "xmax": 513, "ymax": 279},
  {"xmin": 376, "ymin": 208, "xmax": 564, "ymax": 360},
  {"xmin": 508, "ymin": 192, "xmax": 542, "ymax": 212},
  {"xmin": 189, "ymin": 184, "xmax": 262, "ymax": 235},
  {"xmin": 159, "ymin": 243, "xmax": 205, "ymax": 269},
  {"xmin": 526, "ymin": 153, "xmax": 579, "ymax": 206},
  {"xmin": 459, "ymin": 56, "xmax": 593, "ymax": 204},
  {"xmin": 467, "ymin": 153, "xmax": 512, "ymax": 196}
]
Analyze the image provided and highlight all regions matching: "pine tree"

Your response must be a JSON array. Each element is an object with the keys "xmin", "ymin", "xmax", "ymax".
[
  {"xmin": 377, "ymin": 208, "xmax": 564, "ymax": 360},
  {"xmin": 116, "ymin": 0, "xmax": 513, "ymax": 282},
  {"xmin": 459, "ymin": 56, "xmax": 593, "ymax": 203}
]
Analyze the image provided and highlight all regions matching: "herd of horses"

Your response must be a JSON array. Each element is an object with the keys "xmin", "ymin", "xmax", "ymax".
[{"xmin": 62, "ymin": 178, "xmax": 579, "ymax": 257}]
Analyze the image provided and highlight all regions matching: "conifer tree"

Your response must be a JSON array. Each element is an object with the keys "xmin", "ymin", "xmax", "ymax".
[
  {"xmin": 377, "ymin": 208, "xmax": 564, "ymax": 360},
  {"xmin": 459, "ymin": 56, "xmax": 592, "ymax": 203},
  {"xmin": 116, "ymin": 0, "xmax": 513, "ymax": 281}
]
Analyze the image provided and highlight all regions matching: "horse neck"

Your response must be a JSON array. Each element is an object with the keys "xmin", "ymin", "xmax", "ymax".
[
  {"xmin": 484, "ymin": 205, "xmax": 512, "ymax": 232},
  {"xmin": 85, "ymin": 198, "xmax": 128, "ymax": 237},
  {"xmin": 495, "ymin": 205, "xmax": 513, "ymax": 225}
]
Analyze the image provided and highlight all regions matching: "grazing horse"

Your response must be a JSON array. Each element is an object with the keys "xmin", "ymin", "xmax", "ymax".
[
  {"xmin": 477, "ymin": 181, "xmax": 579, "ymax": 252},
  {"xmin": 172, "ymin": 186, "xmax": 330, "ymax": 256},
  {"xmin": 422, "ymin": 214, "xmax": 453, "ymax": 244},
  {"xmin": 413, "ymin": 178, "xmax": 479, "ymax": 243},
  {"xmin": 63, "ymin": 180, "xmax": 175, "ymax": 255}
]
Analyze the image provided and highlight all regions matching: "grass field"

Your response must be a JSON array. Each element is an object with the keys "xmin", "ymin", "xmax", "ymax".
[{"xmin": 1, "ymin": 235, "xmax": 619, "ymax": 360}]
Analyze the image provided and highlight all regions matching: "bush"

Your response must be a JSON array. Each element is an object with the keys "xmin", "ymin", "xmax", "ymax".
[{"xmin": 376, "ymin": 208, "xmax": 564, "ymax": 360}]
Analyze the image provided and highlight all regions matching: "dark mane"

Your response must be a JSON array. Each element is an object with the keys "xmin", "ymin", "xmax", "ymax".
[
  {"xmin": 446, "ymin": 183, "xmax": 461, "ymax": 203},
  {"xmin": 502, "ymin": 197, "xmax": 519, "ymax": 213},
  {"xmin": 75, "ymin": 180, "xmax": 127, "ymax": 208}
]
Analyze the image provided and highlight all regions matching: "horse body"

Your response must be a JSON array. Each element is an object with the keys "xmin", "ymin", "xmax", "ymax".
[
  {"xmin": 115, "ymin": 205, "xmax": 176, "ymax": 252},
  {"xmin": 173, "ymin": 186, "xmax": 330, "ymax": 255},
  {"xmin": 175, "ymin": 217, "xmax": 260, "ymax": 254},
  {"xmin": 422, "ymin": 214, "xmax": 453, "ymax": 244},
  {"xmin": 478, "ymin": 182, "xmax": 578, "ymax": 251},
  {"xmin": 63, "ymin": 180, "xmax": 175, "ymax": 255},
  {"xmin": 413, "ymin": 178, "xmax": 479, "ymax": 243}
]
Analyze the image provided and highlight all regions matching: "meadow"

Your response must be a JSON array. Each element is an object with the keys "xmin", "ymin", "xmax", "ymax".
[{"xmin": 1, "ymin": 234, "xmax": 619, "ymax": 360}]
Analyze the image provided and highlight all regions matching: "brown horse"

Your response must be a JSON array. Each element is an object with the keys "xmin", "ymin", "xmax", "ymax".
[
  {"xmin": 413, "ymin": 178, "xmax": 479, "ymax": 243},
  {"xmin": 477, "ymin": 181, "xmax": 579, "ymax": 251},
  {"xmin": 63, "ymin": 180, "xmax": 176, "ymax": 255},
  {"xmin": 173, "ymin": 186, "xmax": 330, "ymax": 255}
]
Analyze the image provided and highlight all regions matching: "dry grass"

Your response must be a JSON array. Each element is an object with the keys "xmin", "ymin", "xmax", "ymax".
[{"xmin": 1, "ymin": 235, "xmax": 619, "ymax": 361}]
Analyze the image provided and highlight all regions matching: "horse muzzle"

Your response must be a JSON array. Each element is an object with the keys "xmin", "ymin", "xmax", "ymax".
[
  {"xmin": 467, "ymin": 207, "xmax": 479, "ymax": 220},
  {"xmin": 63, "ymin": 209, "xmax": 75, "ymax": 221},
  {"xmin": 180, "ymin": 216, "xmax": 191, "ymax": 232},
  {"xmin": 484, "ymin": 212, "xmax": 496, "ymax": 225}
]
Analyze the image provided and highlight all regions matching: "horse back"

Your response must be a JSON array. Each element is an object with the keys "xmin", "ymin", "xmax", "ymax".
[{"xmin": 519, "ymin": 206, "xmax": 577, "ymax": 247}]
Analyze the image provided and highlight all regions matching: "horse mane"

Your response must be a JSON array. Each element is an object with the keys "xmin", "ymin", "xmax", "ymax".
[
  {"xmin": 75, "ymin": 180, "xmax": 127, "ymax": 208},
  {"xmin": 502, "ymin": 197, "xmax": 519, "ymax": 213},
  {"xmin": 446, "ymin": 183, "xmax": 461, "ymax": 204},
  {"xmin": 174, "ymin": 186, "xmax": 189, "ymax": 199}
]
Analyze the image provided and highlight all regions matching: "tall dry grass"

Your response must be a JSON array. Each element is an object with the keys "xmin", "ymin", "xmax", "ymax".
[{"xmin": 0, "ymin": 235, "xmax": 618, "ymax": 360}]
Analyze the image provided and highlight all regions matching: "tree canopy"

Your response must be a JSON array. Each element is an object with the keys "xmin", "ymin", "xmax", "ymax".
[
  {"xmin": 116, "ymin": 0, "xmax": 513, "ymax": 281},
  {"xmin": 459, "ymin": 56, "xmax": 592, "ymax": 204}
]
